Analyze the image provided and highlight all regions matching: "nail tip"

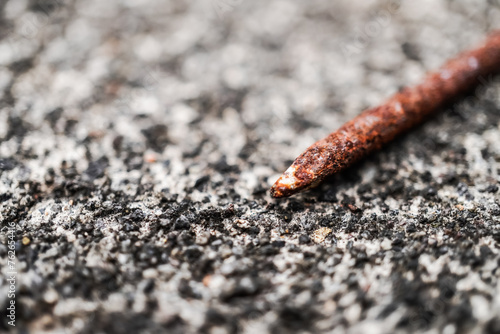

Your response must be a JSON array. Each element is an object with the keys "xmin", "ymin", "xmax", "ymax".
[
  {"xmin": 270, "ymin": 167, "xmax": 309, "ymax": 198},
  {"xmin": 269, "ymin": 189, "xmax": 288, "ymax": 198},
  {"xmin": 270, "ymin": 182, "xmax": 298, "ymax": 198},
  {"xmin": 269, "ymin": 184, "xmax": 284, "ymax": 198}
]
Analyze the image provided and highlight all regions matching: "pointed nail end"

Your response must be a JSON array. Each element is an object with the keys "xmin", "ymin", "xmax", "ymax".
[
  {"xmin": 269, "ymin": 184, "xmax": 286, "ymax": 198},
  {"xmin": 270, "ymin": 166, "xmax": 301, "ymax": 198}
]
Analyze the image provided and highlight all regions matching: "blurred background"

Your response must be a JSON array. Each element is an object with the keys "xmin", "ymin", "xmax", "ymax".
[
  {"xmin": 1, "ymin": 0, "xmax": 500, "ymax": 333},
  {"xmin": 2, "ymin": 0, "xmax": 499, "ymax": 198}
]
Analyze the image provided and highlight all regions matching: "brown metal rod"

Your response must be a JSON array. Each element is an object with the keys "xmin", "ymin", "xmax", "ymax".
[{"xmin": 270, "ymin": 30, "xmax": 500, "ymax": 198}]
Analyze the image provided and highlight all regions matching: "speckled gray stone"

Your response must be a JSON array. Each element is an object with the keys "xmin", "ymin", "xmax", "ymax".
[{"xmin": 1, "ymin": 0, "xmax": 500, "ymax": 333}]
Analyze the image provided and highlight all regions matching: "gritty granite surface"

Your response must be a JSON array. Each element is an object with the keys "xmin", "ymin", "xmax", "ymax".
[{"xmin": 1, "ymin": 0, "xmax": 500, "ymax": 333}]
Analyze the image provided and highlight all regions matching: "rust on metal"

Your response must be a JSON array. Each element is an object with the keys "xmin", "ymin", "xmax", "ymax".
[{"xmin": 271, "ymin": 30, "xmax": 500, "ymax": 198}]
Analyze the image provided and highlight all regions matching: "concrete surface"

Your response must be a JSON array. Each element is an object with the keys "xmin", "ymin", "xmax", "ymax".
[{"xmin": 1, "ymin": 0, "xmax": 500, "ymax": 333}]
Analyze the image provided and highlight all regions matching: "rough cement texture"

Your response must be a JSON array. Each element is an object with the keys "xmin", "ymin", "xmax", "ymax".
[{"xmin": 1, "ymin": 0, "xmax": 500, "ymax": 333}]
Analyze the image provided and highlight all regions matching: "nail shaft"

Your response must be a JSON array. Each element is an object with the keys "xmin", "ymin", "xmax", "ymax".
[{"xmin": 271, "ymin": 30, "xmax": 500, "ymax": 198}]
